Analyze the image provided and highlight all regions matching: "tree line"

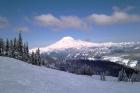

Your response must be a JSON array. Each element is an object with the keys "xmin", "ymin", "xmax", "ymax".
[{"xmin": 0, "ymin": 33, "xmax": 44, "ymax": 66}]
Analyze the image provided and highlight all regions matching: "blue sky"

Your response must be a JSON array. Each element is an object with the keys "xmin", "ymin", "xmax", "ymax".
[{"xmin": 0, "ymin": 0, "xmax": 140, "ymax": 48}]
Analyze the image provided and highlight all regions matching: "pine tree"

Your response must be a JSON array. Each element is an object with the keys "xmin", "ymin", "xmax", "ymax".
[
  {"xmin": 25, "ymin": 42, "xmax": 29, "ymax": 62},
  {"xmin": 23, "ymin": 43, "xmax": 26, "ymax": 61},
  {"xmin": 102, "ymin": 72, "xmax": 106, "ymax": 81},
  {"xmin": 17, "ymin": 32, "xmax": 23, "ymax": 60},
  {"xmin": 131, "ymin": 73, "xmax": 137, "ymax": 83},
  {"xmin": 100, "ymin": 72, "xmax": 106, "ymax": 81},
  {"xmin": 5, "ymin": 39, "xmax": 10, "ymax": 56},
  {"xmin": 36, "ymin": 48, "xmax": 41, "ymax": 66},
  {"xmin": 118, "ymin": 69, "xmax": 128, "ymax": 81},
  {"xmin": 13, "ymin": 37, "xmax": 18, "ymax": 58},
  {"xmin": 31, "ymin": 51, "xmax": 35, "ymax": 65},
  {"xmin": 118, "ymin": 69, "xmax": 123, "ymax": 81},
  {"xmin": 123, "ymin": 69, "xmax": 128, "ymax": 81},
  {"xmin": 23, "ymin": 42, "xmax": 29, "ymax": 62},
  {"xmin": 9, "ymin": 40, "xmax": 14, "ymax": 57},
  {"xmin": 41, "ymin": 59, "xmax": 45, "ymax": 66},
  {"xmin": 0, "ymin": 38, "xmax": 4, "ymax": 55}
]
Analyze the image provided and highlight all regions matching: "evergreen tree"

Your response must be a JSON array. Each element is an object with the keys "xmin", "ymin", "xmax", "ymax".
[
  {"xmin": 23, "ymin": 43, "xmax": 26, "ymax": 61},
  {"xmin": 0, "ymin": 38, "xmax": 4, "ymax": 55},
  {"xmin": 31, "ymin": 51, "xmax": 35, "ymax": 65},
  {"xmin": 118, "ymin": 69, "xmax": 123, "ymax": 81},
  {"xmin": 17, "ymin": 32, "xmax": 23, "ymax": 60},
  {"xmin": 25, "ymin": 42, "xmax": 30, "ymax": 61},
  {"xmin": 131, "ymin": 73, "xmax": 137, "ymax": 83},
  {"xmin": 41, "ymin": 59, "xmax": 45, "ymax": 66},
  {"xmin": 118, "ymin": 69, "xmax": 128, "ymax": 81},
  {"xmin": 35, "ymin": 48, "xmax": 41, "ymax": 66},
  {"xmin": 102, "ymin": 72, "xmax": 106, "ymax": 81},
  {"xmin": 0, "ymin": 38, "xmax": 1, "ymax": 55},
  {"xmin": 23, "ymin": 42, "xmax": 29, "ymax": 62},
  {"xmin": 5, "ymin": 39, "xmax": 10, "ymax": 56},
  {"xmin": 123, "ymin": 69, "xmax": 128, "ymax": 81},
  {"xmin": 9, "ymin": 40, "xmax": 14, "ymax": 57},
  {"xmin": 100, "ymin": 72, "xmax": 106, "ymax": 81},
  {"xmin": 13, "ymin": 37, "xmax": 18, "ymax": 58}
]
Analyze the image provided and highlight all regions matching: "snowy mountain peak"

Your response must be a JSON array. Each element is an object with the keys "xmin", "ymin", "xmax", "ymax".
[
  {"xmin": 30, "ymin": 36, "xmax": 140, "ymax": 53},
  {"xmin": 60, "ymin": 36, "xmax": 74, "ymax": 42},
  {"xmin": 30, "ymin": 36, "xmax": 94, "ymax": 53}
]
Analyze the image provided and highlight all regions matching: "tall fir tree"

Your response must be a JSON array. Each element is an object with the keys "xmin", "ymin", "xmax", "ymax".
[
  {"xmin": 17, "ymin": 32, "xmax": 23, "ymax": 60},
  {"xmin": 118, "ymin": 69, "xmax": 128, "ymax": 81},
  {"xmin": 5, "ymin": 39, "xmax": 10, "ymax": 56},
  {"xmin": 23, "ymin": 42, "xmax": 29, "ymax": 62},
  {"xmin": 13, "ymin": 37, "xmax": 18, "ymax": 58},
  {"xmin": 35, "ymin": 48, "xmax": 41, "ymax": 66},
  {"xmin": 0, "ymin": 38, "xmax": 4, "ymax": 55},
  {"xmin": 25, "ymin": 42, "xmax": 30, "ymax": 62},
  {"xmin": 9, "ymin": 40, "xmax": 14, "ymax": 57},
  {"xmin": 31, "ymin": 51, "xmax": 35, "ymax": 65}
]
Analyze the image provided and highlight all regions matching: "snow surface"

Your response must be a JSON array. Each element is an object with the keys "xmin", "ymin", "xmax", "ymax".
[{"xmin": 0, "ymin": 56, "xmax": 140, "ymax": 93}]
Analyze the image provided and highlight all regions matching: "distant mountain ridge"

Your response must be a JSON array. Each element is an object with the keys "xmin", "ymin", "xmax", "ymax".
[
  {"xmin": 31, "ymin": 36, "xmax": 140, "ymax": 53},
  {"xmin": 30, "ymin": 36, "xmax": 140, "ymax": 68}
]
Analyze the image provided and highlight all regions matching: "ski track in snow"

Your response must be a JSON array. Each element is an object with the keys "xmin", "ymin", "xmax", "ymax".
[{"xmin": 0, "ymin": 56, "xmax": 140, "ymax": 93}]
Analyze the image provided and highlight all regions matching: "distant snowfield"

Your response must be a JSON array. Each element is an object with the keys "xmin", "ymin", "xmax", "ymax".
[{"xmin": 0, "ymin": 56, "xmax": 140, "ymax": 93}]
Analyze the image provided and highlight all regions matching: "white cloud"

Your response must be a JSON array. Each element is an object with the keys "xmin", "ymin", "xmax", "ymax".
[
  {"xmin": 34, "ymin": 14, "xmax": 60, "ymax": 27},
  {"xmin": 34, "ymin": 7, "xmax": 140, "ymax": 30},
  {"xmin": 0, "ymin": 16, "xmax": 9, "ymax": 28},
  {"xmin": 112, "ymin": 6, "xmax": 135, "ymax": 12},
  {"xmin": 87, "ymin": 11, "xmax": 140, "ymax": 25},
  {"xmin": 16, "ymin": 26, "xmax": 29, "ymax": 32},
  {"xmin": 34, "ymin": 14, "xmax": 88, "ymax": 31}
]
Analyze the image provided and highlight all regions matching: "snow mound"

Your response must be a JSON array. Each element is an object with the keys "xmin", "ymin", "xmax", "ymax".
[{"xmin": 0, "ymin": 56, "xmax": 140, "ymax": 93}]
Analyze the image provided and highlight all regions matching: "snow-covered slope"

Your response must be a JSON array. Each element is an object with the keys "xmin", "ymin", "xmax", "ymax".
[{"xmin": 0, "ymin": 56, "xmax": 140, "ymax": 93}]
